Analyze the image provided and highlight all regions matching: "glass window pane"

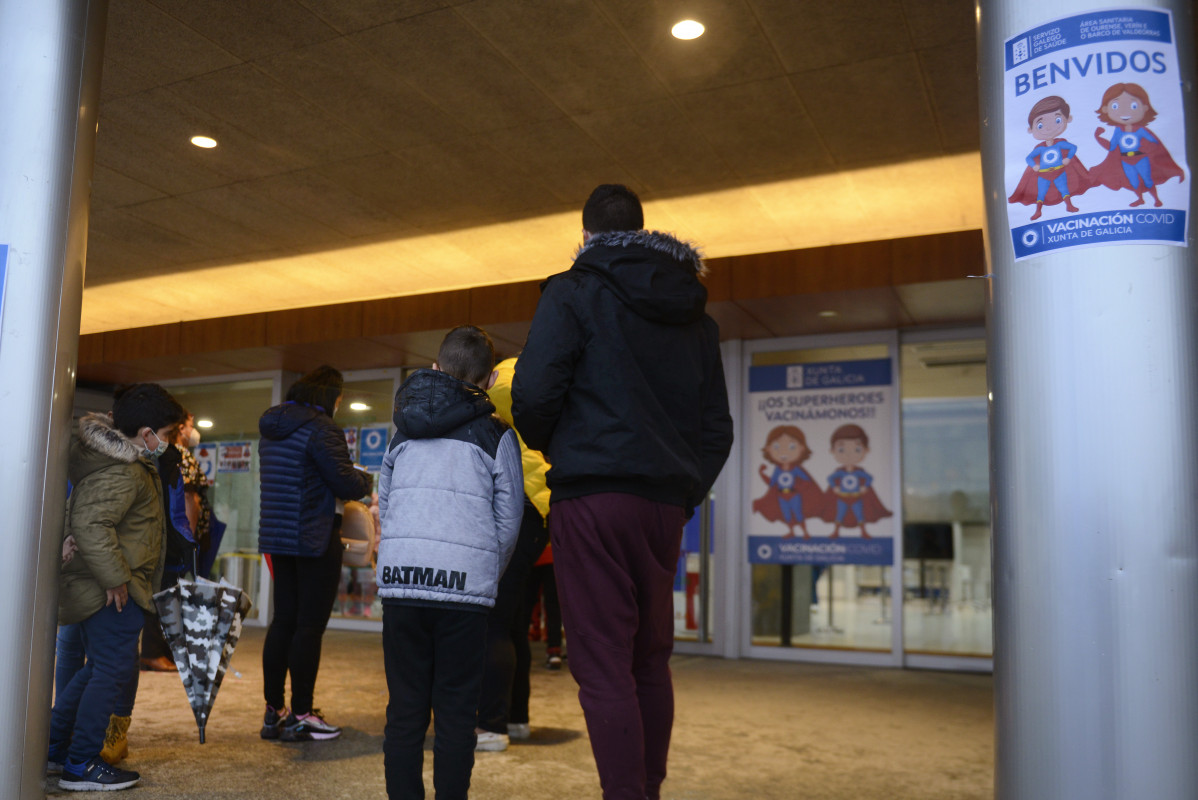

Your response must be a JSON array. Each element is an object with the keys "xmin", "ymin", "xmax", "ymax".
[
  {"xmin": 900, "ymin": 339, "xmax": 992, "ymax": 657},
  {"xmin": 333, "ymin": 377, "xmax": 397, "ymax": 621},
  {"xmin": 171, "ymin": 379, "xmax": 274, "ymax": 622}
]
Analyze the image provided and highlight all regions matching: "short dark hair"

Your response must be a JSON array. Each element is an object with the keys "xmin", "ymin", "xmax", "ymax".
[
  {"xmin": 111, "ymin": 384, "xmax": 185, "ymax": 437},
  {"xmin": 437, "ymin": 326, "xmax": 495, "ymax": 387},
  {"xmin": 287, "ymin": 365, "xmax": 344, "ymax": 415},
  {"xmin": 582, "ymin": 184, "xmax": 644, "ymax": 234}
]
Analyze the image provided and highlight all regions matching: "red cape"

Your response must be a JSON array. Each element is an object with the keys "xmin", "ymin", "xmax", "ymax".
[
  {"xmin": 1008, "ymin": 144, "xmax": 1092, "ymax": 206},
  {"xmin": 752, "ymin": 478, "xmax": 827, "ymax": 525},
  {"xmin": 819, "ymin": 487, "xmax": 892, "ymax": 527},
  {"xmin": 1087, "ymin": 128, "xmax": 1185, "ymax": 191}
]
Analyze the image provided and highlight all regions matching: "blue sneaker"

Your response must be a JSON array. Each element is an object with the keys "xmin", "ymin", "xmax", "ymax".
[{"xmin": 58, "ymin": 756, "xmax": 140, "ymax": 791}]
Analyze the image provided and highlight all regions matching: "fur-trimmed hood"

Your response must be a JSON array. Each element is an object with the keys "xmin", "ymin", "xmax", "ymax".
[
  {"xmin": 71, "ymin": 412, "xmax": 143, "ymax": 484},
  {"xmin": 571, "ymin": 229, "xmax": 708, "ymax": 325}
]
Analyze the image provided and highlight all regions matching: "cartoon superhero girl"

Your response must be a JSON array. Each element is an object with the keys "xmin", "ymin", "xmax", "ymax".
[
  {"xmin": 1089, "ymin": 82, "xmax": 1184, "ymax": 207},
  {"xmin": 820, "ymin": 424, "xmax": 891, "ymax": 538},
  {"xmin": 751, "ymin": 425, "xmax": 824, "ymax": 538},
  {"xmin": 1007, "ymin": 95, "xmax": 1091, "ymax": 221}
]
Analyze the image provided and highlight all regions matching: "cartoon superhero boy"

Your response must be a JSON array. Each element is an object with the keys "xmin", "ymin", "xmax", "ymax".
[
  {"xmin": 751, "ymin": 425, "xmax": 824, "ymax": 538},
  {"xmin": 1090, "ymin": 82, "xmax": 1184, "ymax": 207},
  {"xmin": 1007, "ymin": 95, "xmax": 1090, "ymax": 221},
  {"xmin": 822, "ymin": 424, "xmax": 891, "ymax": 538}
]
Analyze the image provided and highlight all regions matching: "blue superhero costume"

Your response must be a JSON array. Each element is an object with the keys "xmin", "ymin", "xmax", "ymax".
[
  {"xmin": 1089, "ymin": 126, "xmax": 1184, "ymax": 194},
  {"xmin": 818, "ymin": 467, "xmax": 892, "ymax": 530},
  {"xmin": 1008, "ymin": 138, "xmax": 1091, "ymax": 207}
]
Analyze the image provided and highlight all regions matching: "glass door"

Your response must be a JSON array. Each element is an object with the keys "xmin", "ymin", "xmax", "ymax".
[
  {"xmin": 331, "ymin": 370, "xmax": 403, "ymax": 627},
  {"xmin": 168, "ymin": 377, "xmax": 275, "ymax": 624},
  {"xmin": 740, "ymin": 333, "xmax": 901, "ymax": 665},
  {"xmin": 899, "ymin": 332, "xmax": 992, "ymax": 669}
]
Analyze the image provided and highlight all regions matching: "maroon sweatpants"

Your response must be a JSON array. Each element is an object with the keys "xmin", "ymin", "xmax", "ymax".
[{"xmin": 550, "ymin": 493, "xmax": 685, "ymax": 800}]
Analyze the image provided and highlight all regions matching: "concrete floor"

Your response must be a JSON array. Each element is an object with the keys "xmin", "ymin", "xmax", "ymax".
[{"xmin": 43, "ymin": 627, "xmax": 994, "ymax": 799}]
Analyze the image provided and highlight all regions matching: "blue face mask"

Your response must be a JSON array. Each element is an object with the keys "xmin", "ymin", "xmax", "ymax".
[{"xmin": 143, "ymin": 430, "xmax": 169, "ymax": 458}]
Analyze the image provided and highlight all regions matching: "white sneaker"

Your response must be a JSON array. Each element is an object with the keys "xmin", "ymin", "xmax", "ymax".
[
  {"xmin": 507, "ymin": 722, "xmax": 530, "ymax": 741},
  {"xmin": 475, "ymin": 730, "xmax": 509, "ymax": 751}
]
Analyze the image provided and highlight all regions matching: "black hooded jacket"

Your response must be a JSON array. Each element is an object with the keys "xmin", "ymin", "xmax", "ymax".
[{"xmin": 511, "ymin": 230, "xmax": 734, "ymax": 510}]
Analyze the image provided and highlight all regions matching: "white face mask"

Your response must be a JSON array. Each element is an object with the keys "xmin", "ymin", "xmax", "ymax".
[{"xmin": 186, "ymin": 428, "xmax": 201, "ymax": 448}]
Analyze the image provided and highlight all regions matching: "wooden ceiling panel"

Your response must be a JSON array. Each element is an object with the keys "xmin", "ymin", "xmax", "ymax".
[
  {"xmin": 348, "ymin": 10, "xmax": 564, "ymax": 135},
  {"xmin": 248, "ymin": 168, "xmax": 416, "ymax": 240},
  {"xmin": 595, "ymin": 0, "xmax": 784, "ymax": 95},
  {"xmin": 573, "ymin": 100, "xmax": 736, "ymax": 194},
  {"xmin": 751, "ymin": 0, "xmax": 911, "ymax": 73},
  {"xmin": 675, "ymin": 76, "xmax": 831, "ymax": 182},
  {"xmin": 918, "ymin": 39, "xmax": 983, "ymax": 153},
  {"xmin": 483, "ymin": 119, "xmax": 642, "ymax": 205},
  {"xmin": 167, "ymin": 64, "xmax": 383, "ymax": 167},
  {"xmin": 89, "ymin": 165, "xmax": 168, "ymax": 210},
  {"xmin": 255, "ymin": 37, "xmax": 468, "ymax": 152},
  {"xmin": 296, "ymin": 0, "xmax": 459, "ymax": 35},
  {"xmin": 790, "ymin": 52, "xmax": 942, "ymax": 168},
  {"xmin": 101, "ymin": 0, "xmax": 242, "ymax": 100},
  {"xmin": 362, "ymin": 291, "xmax": 472, "ymax": 337},
  {"xmin": 901, "ymin": 0, "xmax": 977, "ymax": 49},
  {"xmin": 145, "ymin": 0, "xmax": 337, "ymax": 62},
  {"xmin": 182, "ymin": 183, "xmax": 345, "ymax": 250},
  {"xmin": 458, "ymin": 0, "xmax": 669, "ymax": 115},
  {"xmin": 276, "ymin": 338, "xmax": 407, "ymax": 374}
]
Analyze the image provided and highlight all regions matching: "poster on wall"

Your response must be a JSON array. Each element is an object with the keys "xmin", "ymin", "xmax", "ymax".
[
  {"xmin": 344, "ymin": 426, "xmax": 359, "ymax": 460},
  {"xmin": 358, "ymin": 424, "xmax": 391, "ymax": 473},
  {"xmin": 217, "ymin": 441, "xmax": 253, "ymax": 473},
  {"xmin": 745, "ymin": 359, "xmax": 895, "ymax": 566},
  {"xmin": 193, "ymin": 444, "xmax": 217, "ymax": 485},
  {"xmin": 1004, "ymin": 9, "xmax": 1188, "ymax": 260}
]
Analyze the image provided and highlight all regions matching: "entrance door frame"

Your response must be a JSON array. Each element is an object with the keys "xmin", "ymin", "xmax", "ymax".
[{"xmin": 735, "ymin": 330, "xmax": 904, "ymax": 667}]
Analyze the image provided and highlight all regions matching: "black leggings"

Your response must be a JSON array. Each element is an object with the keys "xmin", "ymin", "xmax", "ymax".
[{"xmin": 262, "ymin": 533, "xmax": 343, "ymax": 715}]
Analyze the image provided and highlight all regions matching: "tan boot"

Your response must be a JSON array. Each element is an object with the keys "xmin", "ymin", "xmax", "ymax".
[{"xmin": 99, "ymin": 714, "xmax": 131, "ymax": 765}]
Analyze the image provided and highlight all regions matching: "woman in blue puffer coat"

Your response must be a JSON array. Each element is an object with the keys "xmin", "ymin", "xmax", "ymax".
[{"xmin": 256, "ymin": 365, "xmax": 373, "ymax": 742}]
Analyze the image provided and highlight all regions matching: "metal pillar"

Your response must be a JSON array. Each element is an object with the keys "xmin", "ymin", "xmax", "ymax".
[
  {"xmin": 980, "ymin": 1, "xmax": 1198, "ymax": 798},
  {"xmin": 0, "ymin": 1, "xmax": 107, "ymax": 796}
]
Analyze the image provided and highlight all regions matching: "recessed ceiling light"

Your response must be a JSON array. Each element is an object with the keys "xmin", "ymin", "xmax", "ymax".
[
  {"xmin": 190, "ymin": 135, "xmax": 217, "ymax": 149},
  {"xmin": 818, "ymin": 310, "xmax": 839, "ymax": 318},
  {"xmin": 349, "ymin": 402, "xmax": 371, "ymax": 411},
  {"xmin": 671, "ymin": 20, "xmax": 704, "ymax": 40},
  {"xmin": 196, "ymin": 419, "xmax": 214, "ymax": 428}
]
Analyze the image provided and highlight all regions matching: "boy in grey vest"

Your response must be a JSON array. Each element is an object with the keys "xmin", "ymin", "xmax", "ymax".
[{"xmin": 376, "ymin": 325, "xmax": 523, "ymax": 800}]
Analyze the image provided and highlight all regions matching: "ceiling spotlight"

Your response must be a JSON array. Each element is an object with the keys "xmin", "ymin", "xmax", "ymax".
[
  {"xmin": 196, "ymin": 419, "xmax": 215, "ymax": 428},
  {"xmin": 349, "ymin": 402, "xmax": 371, "ymax": 411},
  {"xmin": 817, "ymin": 310, "xmax": 839, "ymax": 318},
  {"xmin": 190, "ymin": 135, "xmax": 217, "ymax": 149},
  {"xmin": 671, "ymin": 20, "xmax": 704, "ymax": 40}
]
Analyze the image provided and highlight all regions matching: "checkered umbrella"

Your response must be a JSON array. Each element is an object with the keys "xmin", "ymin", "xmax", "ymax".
[{"xmin": 153, "ymin": 577, "xmax": 253, "ymax": 743}]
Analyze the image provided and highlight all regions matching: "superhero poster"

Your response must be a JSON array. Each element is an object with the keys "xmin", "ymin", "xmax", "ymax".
[
  {"xmin": 745, "ymin": 359, "xmax": 895, "ymax": 566},
  {"xmin": 1003, "ymin": 9, "xmax": 1188, "ymax": 260}
]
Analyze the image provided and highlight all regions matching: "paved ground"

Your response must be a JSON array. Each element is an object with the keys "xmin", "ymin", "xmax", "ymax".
[{"xmin": 42, "ymin": 627, "xmax": 994, "ymax": 799}]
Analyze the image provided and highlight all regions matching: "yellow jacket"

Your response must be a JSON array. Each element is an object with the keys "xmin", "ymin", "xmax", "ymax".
[{"xmin": 489, "ymin": 357, "xmax": 551, "ymax": 519}]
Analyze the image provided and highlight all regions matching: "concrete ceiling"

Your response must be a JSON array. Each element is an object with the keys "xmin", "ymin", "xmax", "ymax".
[{"xmin": 84, "ymin": 0, "xmax": 983, "ymax": 334}]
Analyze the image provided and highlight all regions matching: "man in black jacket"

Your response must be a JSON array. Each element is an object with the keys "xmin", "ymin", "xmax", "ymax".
[{"xmin": 512, "ymin": 184, "xmax": 733, "ymax": 800}]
